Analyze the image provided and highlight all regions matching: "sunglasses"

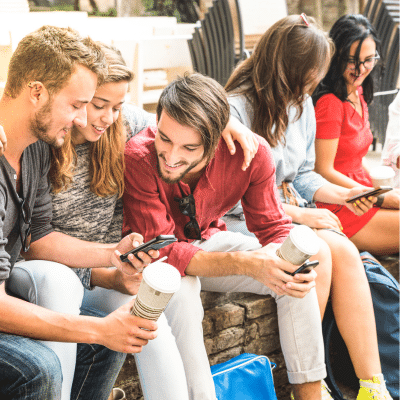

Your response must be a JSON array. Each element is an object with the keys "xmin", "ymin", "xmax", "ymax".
[
  {"xmin": 174, "ymin": 194, "xmax": 202, "ymax": 240},
  {"xmin": 19, "ymin": 196, "xmax": 32, "ymax": 252}
]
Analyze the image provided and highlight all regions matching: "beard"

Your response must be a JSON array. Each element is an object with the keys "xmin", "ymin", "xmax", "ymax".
[
  {"xmin": 156, "ymin": 153, "xmax": 204, "ymax": 184},
  {"xmin": 30, "ymin": 99, "xmax": 64, "ymax": 148}
]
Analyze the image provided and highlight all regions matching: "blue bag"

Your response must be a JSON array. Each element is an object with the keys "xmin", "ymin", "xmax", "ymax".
[
  {"xmin": 211, "ymin": 353, "xmax": 278, "ymax": 400},
  {"xmin": 323, "ymin": 252, "xmax": 400, "ymax": 400}
]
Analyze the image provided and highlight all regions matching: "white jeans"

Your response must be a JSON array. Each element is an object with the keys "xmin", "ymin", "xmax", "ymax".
[
  {"xmin": 193, "ymin": 231, "xmax": 327, "ymax": 384},
  {"xmin": 7, "ymin": 261, "xmax": 216, "ymax": 400}
]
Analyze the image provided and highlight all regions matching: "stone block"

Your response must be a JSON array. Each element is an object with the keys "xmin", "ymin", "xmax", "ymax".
[
  {"xmin": 234, "ymin": 294, "xmax": 276, "ymax": 319},
  {"xmin": 206, "ymin": 303, "xmax": 245, "ymax": 331},
  {"xmin": 207, "ymin": 326, "xmax": 245, "ymax": 354},
  {"xmin": 202, "ymin": 312, "xmax": 214, "ymax": 336},
  {"xmin": 208, "ymin": 346, "xmax": 242, "ymax": 366},
  {"xmin": 244, "ymin": 333, "xmax": 281, "ymax": 355}
]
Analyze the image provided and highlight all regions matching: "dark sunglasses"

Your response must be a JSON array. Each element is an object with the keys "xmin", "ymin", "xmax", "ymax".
[
  {"xmin": 19, "ymin": 197, "xmax": 32, "ymax": 252},
  {"xmin": 174, "ymin": 194, "xmax": 202, "ymax": 240}
]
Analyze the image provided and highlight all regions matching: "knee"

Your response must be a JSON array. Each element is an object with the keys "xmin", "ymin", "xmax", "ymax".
[
  {"xmin": 313, "ymin": 237, "xmax": 332, "ymax": 278},
  {"xmin": 33, "ymin": 348, "xmax": 63, "ymax": 393},
  {"xmin": 165, "ymin": 276, "xmax": 204, "ymax": 320},
  {"xmin": 319, "ymin": 232, "xmax": 366, "ymax": 276},
  {"xmin": 2, "ymin": 343, "xmax": 62, "ymax": 399},
  {"xmin": 11, "ymin": 261, "xmax": 84, "ymax": 313}
]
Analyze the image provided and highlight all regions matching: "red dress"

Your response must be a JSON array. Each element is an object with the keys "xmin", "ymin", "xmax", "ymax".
[{"xmin": 314, "ymin": 88, "xmax": 379, "ymax": 238}]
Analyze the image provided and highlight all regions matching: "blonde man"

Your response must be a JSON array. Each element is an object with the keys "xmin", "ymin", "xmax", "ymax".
[{"xmin": 0, "ymin": 26, "xmax": 158, "ymax": 400}]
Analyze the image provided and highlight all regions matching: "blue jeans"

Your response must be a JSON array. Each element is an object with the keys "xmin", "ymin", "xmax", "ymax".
[
  {"xmin": 0, "ymin": 307, "xmax": 125, "ymax": 400},
  {"xmin": 7, "ymin": 261, "xmax": 212, "ymax": 400}
]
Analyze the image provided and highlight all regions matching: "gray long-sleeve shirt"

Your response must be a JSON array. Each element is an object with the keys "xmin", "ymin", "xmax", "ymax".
[{"xmin": 0, "ymin": 140, "xmax": 53, "ymax": 285}]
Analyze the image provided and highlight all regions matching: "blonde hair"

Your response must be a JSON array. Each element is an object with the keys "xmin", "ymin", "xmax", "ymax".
[
  {"xmin": 5, "ymin": 25, "xmax": 106, "ymax": 98},
  {"xmin": 50, "ymin": 43, "xmax": 133, "ymax": 197}
]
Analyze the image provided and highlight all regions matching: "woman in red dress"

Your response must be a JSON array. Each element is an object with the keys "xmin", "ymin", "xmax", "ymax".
[{"xmin": 313, "ymin": 14, "xmax": 399, "ymax": 255}]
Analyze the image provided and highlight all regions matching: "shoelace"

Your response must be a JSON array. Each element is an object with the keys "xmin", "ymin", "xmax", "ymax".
[{"xmin": 360, "ymin": 380, "xmax": 391, "ymax": 400}]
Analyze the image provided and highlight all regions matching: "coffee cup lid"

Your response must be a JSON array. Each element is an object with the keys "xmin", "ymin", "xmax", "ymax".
[
  {"xmin": 369, "ymin": 166, "xmax": 395, "ymax": 179},
  {"xmin": 289, "ymin": 225, "xmax": 320, "ymax": 255},
  {"xmin": 143, "ymin": 262, "xmax": 181, "ymax": 293}
]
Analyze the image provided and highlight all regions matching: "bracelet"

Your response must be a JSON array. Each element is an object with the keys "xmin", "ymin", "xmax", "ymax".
[{"xmin": 374, "ymin": 194, "xmax": 385, "ymax": 208}]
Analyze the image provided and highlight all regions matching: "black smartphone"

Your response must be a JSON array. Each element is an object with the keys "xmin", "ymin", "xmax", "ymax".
[
  {"xmin": 119, "ymin": 234, "xmax": 177, "ymax": 263},
  {"xmin": 345, "ymin": 186, "xmax": 393, "ymax": 203},
  {"xmin": 289, "ymin": 260, "xmax": 319, "ymax": 276}
]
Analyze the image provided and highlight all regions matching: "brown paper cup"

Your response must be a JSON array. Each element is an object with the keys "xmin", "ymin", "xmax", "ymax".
[
  {"xmin": 276, "ymin": 225, "xmax": 320, "ymax": 265},
  {"xmin": 131, "ymin": 262, "xmax": 181, "ymax": 321}
]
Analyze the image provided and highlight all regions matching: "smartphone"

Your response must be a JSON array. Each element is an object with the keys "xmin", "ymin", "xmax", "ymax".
[
  {"xmin": 345, "ymin": 186, "xmax": 393, "ymax": 203},
  {"xmin": 119, "ymin": 234, "xmax": 177, "ymax": 263},
  {"xmin": 289, "ymin": 260, "xmax": 319, "ymax": 276}
]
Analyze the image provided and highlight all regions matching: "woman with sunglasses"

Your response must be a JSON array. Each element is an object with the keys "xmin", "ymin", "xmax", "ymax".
[
  {"xmin": 223, "ymin": 14, "xmax": 392, "ymax": 400},
  {"xmin": 9, "ymin": 43, "xmax": 258, "ymax": 400},
  {"xmin": 313, "ymin": 14, "xmax": 399, "ymax": 255}
]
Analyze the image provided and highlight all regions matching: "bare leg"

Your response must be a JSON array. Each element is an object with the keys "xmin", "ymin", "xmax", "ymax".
[
  {"xmin": 292, "ymin": 381, "xmax": 321, "ymax": 399},
  {"xmin": 310, "ymin": 237, "xmax": 332, "ymax": 319},
  {"xmin": 350, "ymin": 209, "xmax": 399, "ymax": 255},
  {"xmin": 317, "ymin": 230, "xmax": 381, "ymax": 380}
]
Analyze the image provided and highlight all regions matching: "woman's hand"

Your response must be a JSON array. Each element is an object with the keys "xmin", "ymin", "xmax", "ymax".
[
  {"xmin": 221, "ymin": 116, "xmax": 258, "ymax": 171},
  {"xmin": 0, "ymin": 125, "xmax": 7, "ymax": 156},
  {"xmin": 343, "ymin": 186, "xmax": 376, "ymax": 215},
  {"xmin": 297, "ymin": 207, "xmax": 343, "ymax": 231}
]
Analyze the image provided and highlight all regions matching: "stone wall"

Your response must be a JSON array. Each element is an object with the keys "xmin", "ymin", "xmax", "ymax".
[{"xmin": 115, "ymin": 256, "xmax": 398, "ymax": 400}]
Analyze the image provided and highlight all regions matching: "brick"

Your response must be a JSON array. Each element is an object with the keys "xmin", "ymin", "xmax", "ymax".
[
  {"xmin": 208, "ymin": 347, "xmax": 242, "ymax": 366},
  {"xmin": 245, "ymin": 321, "xmax": 258, "ymax": 340},
  {"xmin": 204, "ymin": 336, "xmax": 215, "ymax": 355},
  {"xmin": 202, "ymin": 312, "xmax": 214, "ymax": 336},
  {"xmin": 208, "ymin": 326, "xmax": 245, "ymax": 354},
  {"xmin": 257, "ymin": 315, "xmax": 279, "ymax": 337},
  {"xmin": 207, "ymin": 303, "xmax": 245, "ymax": 331},
  {"xmin": 234, "ymin": 294, "xmax": 276, "ymax": 319},
  {"xmin": 200, "ymin": 291, "xmax": 251, "ymax": 309},
  {"xmin": 244, "ymin": 333, "xmax": 280, "ymax": 355}
]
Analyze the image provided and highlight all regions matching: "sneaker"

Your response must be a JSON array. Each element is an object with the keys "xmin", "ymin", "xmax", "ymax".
[
  {"xmin": 357, "ymin": 374, "xmax": 393, "ymax": 400},
  {"xmin": 290, "ymin": 380, "xmax": 333, "ymax": 399},
  {"xmin": 107, "ymin": 388, "xmax": 126, "ymax": 400}
]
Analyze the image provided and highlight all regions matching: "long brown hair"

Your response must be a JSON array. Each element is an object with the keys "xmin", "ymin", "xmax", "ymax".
[
  {"xmin": 50, "ymin": 43, "xmax": 133, "ymax": 197},
  {"xmin": 225, "ymin": 15, "xmax": 333, "ymax": 147}
]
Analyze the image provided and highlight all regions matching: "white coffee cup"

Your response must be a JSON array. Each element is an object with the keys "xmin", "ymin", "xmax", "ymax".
[
  {"xmin": 131, "ymin": 261, "xmax": 181, "ymax": 321},
  {"xmin": 276, "ymin": 225, "xmax": 320, "ymax": 265},
  {"xmin": 370, "ymin": 166, "xmax": 395, "ymax": 187}
]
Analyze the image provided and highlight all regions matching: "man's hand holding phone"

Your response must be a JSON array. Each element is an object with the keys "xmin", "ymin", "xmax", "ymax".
[{"xmin": 112, "ymin": 233, "xmax": 161, "ymax": 275}]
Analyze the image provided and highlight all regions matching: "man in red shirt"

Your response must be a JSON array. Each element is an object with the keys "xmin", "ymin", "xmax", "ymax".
[{"xmin": 123, "ymin": 74, "xmax": 328, "ymax": 400}]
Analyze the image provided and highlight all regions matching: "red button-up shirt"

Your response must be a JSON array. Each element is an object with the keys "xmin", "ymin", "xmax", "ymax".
[{"xmin": 123, "ymin": 127, "xmax": 293, "ymax": 275}]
